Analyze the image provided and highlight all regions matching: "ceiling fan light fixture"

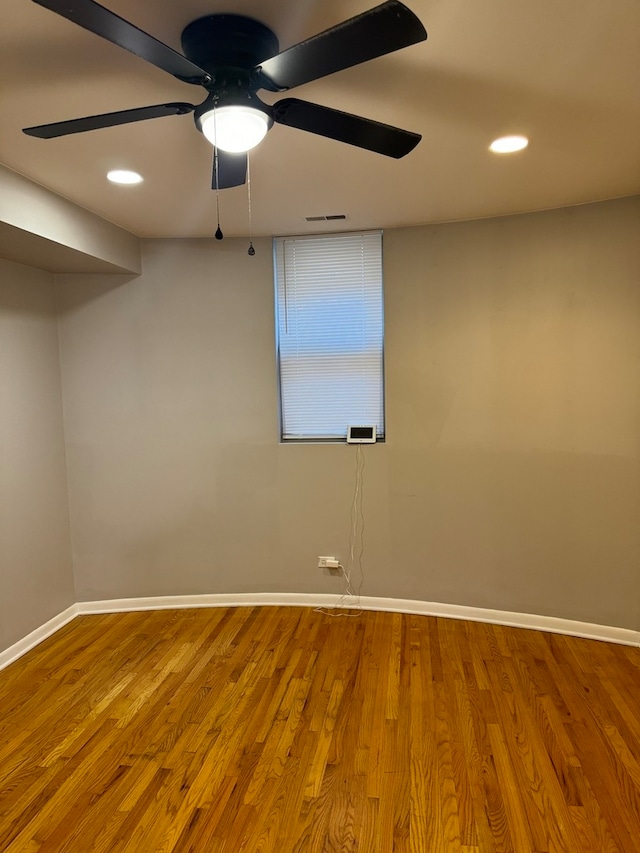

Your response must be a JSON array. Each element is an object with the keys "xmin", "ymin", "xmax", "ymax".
[
  {"xmin": 198, "ymin": 105, "xmax": 270, "ymax": 153},
  {"xmin": 489, "ymin": 135, "xmax": 529, "ymax": 154},
  {"xmin": 107, "ymin": 169, "xmax": 143, "ymax": 184}
]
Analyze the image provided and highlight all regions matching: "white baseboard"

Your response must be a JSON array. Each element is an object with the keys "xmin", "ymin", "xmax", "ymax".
[
  {"xmin": 77, "ymin": 593, "xmax": 640, "ymax": 647},
  {"xmin": 0, "ymin": 604, "xmax": 79, "ymax": 671},
  {"xmin": 2, "ymin": 593, "xmax": 638, "ymax": 671}
]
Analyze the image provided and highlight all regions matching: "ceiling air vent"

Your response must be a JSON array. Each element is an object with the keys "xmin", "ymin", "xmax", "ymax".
[{"xmin": 305, "ymin": 214, "xmax": 348, "ymax": 222}]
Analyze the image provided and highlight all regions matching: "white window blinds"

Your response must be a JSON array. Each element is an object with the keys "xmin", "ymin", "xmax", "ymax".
[{"xmin": 274, "ymin": 231, "xmax": 385, "ymax": 441}]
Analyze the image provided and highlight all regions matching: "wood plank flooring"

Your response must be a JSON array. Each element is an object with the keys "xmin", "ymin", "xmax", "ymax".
[{"xmin": 1, "ymin": 606, "xmax": 639, "ymax": 851}]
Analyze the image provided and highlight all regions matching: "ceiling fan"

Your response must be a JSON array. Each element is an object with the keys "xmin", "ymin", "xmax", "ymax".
[{"xmin": 23, "ymin": 0, "xmax": 427, "ymax": 189}]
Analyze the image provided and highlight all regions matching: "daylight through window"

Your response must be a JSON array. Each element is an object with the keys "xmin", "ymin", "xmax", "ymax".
[{"xmin": 274, "ymin": 231, "xmax": 385, "ymax": 441}]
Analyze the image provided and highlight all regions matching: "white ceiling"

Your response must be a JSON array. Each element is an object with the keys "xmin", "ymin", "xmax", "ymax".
[{"xmin": 2, "ymin": 0, "xmax": 639, "ymax": 238}]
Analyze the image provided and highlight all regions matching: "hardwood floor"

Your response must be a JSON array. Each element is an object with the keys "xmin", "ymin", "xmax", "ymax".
[{"xmin": 1, "ymin": 606, "xmax": 639, "ymax": 851}]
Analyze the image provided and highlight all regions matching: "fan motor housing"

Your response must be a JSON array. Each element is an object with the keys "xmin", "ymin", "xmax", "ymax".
[{"xmin": 181, "ymin": 15, "xmax": 279, "ymax": 79}]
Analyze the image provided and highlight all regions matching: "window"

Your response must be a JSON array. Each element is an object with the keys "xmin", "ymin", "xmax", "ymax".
[{"xmin": 274, "ymin": 231, "xmax": 385, "ymax": 441}]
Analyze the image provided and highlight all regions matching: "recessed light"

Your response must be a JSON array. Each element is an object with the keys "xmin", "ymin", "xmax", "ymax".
[
  {"xmin": 489, "ymin": 135, "xmax": 529, "ymax": 154},
  {"xmin": 107, "ymin": 169, "xmax": 143, "ymax": 184}
]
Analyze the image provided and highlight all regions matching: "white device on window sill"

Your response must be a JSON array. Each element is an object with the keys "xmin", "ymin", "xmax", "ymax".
[{"xmin": 347, "ymin": 425, "xmax": 376, "ymax": 444}]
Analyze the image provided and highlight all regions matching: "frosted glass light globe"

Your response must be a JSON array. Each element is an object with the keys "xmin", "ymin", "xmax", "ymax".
[{"xmin": 200, "ymin": 106, "xmax": 269, "ymax": 153}]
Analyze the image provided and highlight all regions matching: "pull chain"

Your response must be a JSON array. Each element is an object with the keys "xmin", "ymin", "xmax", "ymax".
[
  {"xmin": 247, "ymin": 153, "xmax": 255, "ymax": 256},
  {"xmin": 213, "ymin": 105, "xmax": 223, "ymax": 240}
]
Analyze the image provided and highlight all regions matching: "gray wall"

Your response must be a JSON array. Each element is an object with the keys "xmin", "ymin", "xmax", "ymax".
[
  {"xmin": 0, "ymin": 259, "xmax": 74, "ymax": 652},
  {"xmin": 384, "ymin": 198, "xmax": 639, "ymax": 629},
  {"xmin": 55, "ymin": 197, "xmax": 640, "ymax": 630}
]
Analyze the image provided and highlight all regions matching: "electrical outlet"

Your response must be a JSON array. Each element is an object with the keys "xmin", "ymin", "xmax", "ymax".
[{"xmin": 318, "ymin": 556, "xmax": 340, "ymax": 569}]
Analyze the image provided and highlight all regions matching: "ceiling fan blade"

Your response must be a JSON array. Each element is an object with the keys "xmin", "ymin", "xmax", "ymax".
[
  {"xmin": 32, "ymin": 0, "xmax": 210, "ymax": 84},
  {"xmin": 23, "ymin": 102, "xmax": 195, "ymax": 139},
  {"xmin": 256, "ymin": 1, "xmax": 426, "ymax": 92},
  {"xmin": 212, "ymin": 150, "xmax": 247, "ymax": 190},
  {"xmin": 273, "ymin": 98, "xmax": 421, "ymax": 158}
]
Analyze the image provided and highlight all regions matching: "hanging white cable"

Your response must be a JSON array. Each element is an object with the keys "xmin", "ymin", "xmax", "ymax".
[
  {"xmin": 355, "ymin": 444, "xmax": 366, "ymax": 597},
  {"xmin": 317, "ymin": 443, "xmax": 365, "ymax": 617}
]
